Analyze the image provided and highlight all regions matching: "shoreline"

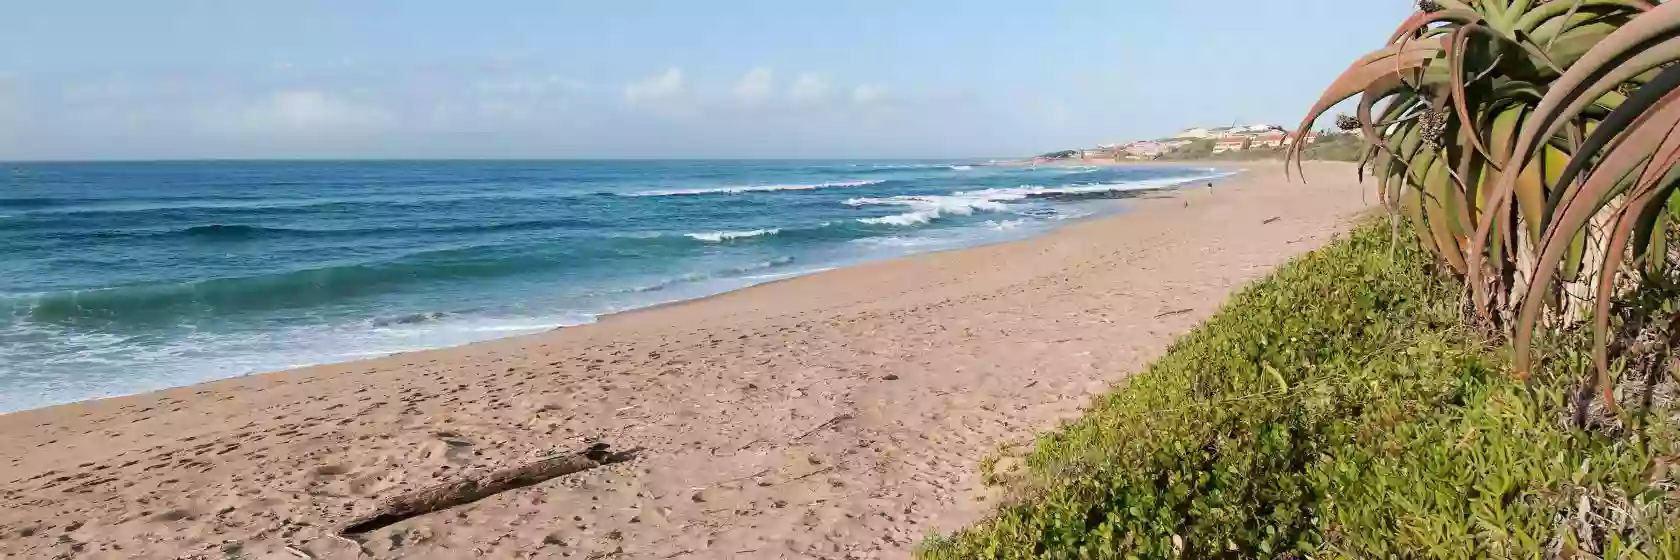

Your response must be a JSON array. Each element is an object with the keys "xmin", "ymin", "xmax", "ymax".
[
  {"xmin": 0, "ymin": 185, "xmax": 1170, "ymax": 416},
  {"xmin": 0, "ymin": 161, "xmax": 1373, "ymax": 559},
  {"xmin": 591, "ymin": 189, "xmax": 1193, "ymax": 328},
  {"xmin": 0, "ymin": 166, "xmax": 1237, "ymax": 416}
]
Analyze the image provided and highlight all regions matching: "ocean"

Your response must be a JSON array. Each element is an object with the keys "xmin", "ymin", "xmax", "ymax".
[{"xmin": 0, "ymin": 160, "xmax": 1228, "ymax": 412}]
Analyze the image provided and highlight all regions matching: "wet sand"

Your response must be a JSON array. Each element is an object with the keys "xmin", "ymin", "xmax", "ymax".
[{"xmin": 0, "ymin": 161, "xmax": 1373, "ymax": 559}]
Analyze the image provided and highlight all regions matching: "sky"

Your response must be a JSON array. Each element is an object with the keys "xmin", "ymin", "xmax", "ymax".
[{"xmin": 0, "ymin": 1, "xmax": 1411, "ymax": 160}]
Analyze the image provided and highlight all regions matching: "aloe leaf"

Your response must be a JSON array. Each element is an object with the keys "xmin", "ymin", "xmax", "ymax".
[
  {"xmin": 1512, "ymin": 83, "xmax": 1680, "ymax": 377},
  {"xmin": 1287, "ymin": 38, "xmax": 1447, "ymax": 179},
  {"xmin": 1468, "ymin": 2, "xmax": 1680, "ymax": 308}
]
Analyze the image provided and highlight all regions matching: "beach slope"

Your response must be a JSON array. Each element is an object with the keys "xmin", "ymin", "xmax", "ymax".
[{"xmin": 0, "ymin": 161, "xmax": 1371, "ymax": 559}]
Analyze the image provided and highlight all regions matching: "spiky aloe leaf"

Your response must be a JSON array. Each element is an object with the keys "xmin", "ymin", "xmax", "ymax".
[
  {"xmin": 1543, "ymin": 70, "xmax": 1680, "ymax": 238},
  {"xmin": 1419, "ymin": 151, "xmax": 1472, "ymax": 273},
  {"xmin": 1356, "ymin": 73, "xmax": 1423, "ymax": 174},
  {"xmin": 1536, "ymin": 145, "xmax": 1573, "ymax": 236},
  {"xmin": 1468, "ymin": 1, "xmax": 1680, "ymax": 316},
  {"xmin": 1512, "ymin": 66, "xmax": 1680, "ymax": 378},
  {"xmin": 1389, "ymin": 6, "xmax": 1485, "ymax": 44},
  {"xmin": 1545, "ymin": 18, "xmax": 1642, "ymax": 72},
  {"xmin": 1514, "ymin": 0, "xmax": 1657, "ymax": 35},
  {"xmin": 1286, "ymin": 37, "xmax": 1447, "ymax": 179},
  {"xmin": 1401, "ymin": 180, "xmax": 1439, "ymax": 257},
  {"xmin": 1383, "ymin": 121, "xmax": 1423, "ymax": 214},
  {"xmin": 1373, "ymin": 150, "xmax": 1393, "ymax": 207},
  {"xmin": 1441, "ymin": 118, "xmax": 1484, "ymax": 240},
  {"xmin": 1589, "ymin": 161, "xmax": 1680, "ymax": 409},
  {"xmin": 1631, "ymin": 189, "xmax": 1678, "ymax": 272},
  {"xmin": 1560, "ymin": 229, "xmax": 1588, "ymax": 283},
  {"xmin": 1447, "ymin": 23, "xmax": 1499, "ymax": 162}
]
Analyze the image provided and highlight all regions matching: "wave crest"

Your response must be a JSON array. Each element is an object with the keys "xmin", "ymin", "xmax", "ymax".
[
  {"xmin": 684, "ymin": 228, "xmax": 781, "ymax": 242},
  {"xmin": 625, "ymin": 180, "xmax": 883, "ymax": 197},
  {"xmin": 954, "ymin": 172, "xmax": 1234, "ymax": 202},
  {"xmin": 841, "ymin": 171, "xmax": 1232, "ymax": 227},
  {"xmin": 100, "ymin": 219, "xmax": 595, "ymax": 241},
  {"xmin": 625, "ymin": 256, "xmax": 798, "ymax": 293},
  {"xmin": 847, "ymin": 195, "xmax": 1012, "ymax": 226}
]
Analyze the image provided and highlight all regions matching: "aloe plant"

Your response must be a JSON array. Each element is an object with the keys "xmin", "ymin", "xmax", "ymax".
[{"xmin": 1289, "ymin": 0, "xmax": 1680, "ymax": 415}]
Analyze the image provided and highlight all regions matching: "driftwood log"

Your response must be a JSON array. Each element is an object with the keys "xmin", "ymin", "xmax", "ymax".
[{"xmin": 340, "ymin": 442, "xmax": 636, "ymax": 535}]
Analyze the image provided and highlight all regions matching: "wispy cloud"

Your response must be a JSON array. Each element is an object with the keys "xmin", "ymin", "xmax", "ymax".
[
  {"xmin": 0, "ymin": 64, "xmax": 992, "ymax": 159},
  {"xmin": 198, "ymin": 90, "xmax": 393, "ymax": 135},
  {"xmin": 623, "ymin": 67, "xmax": 685, "ymax": 105},
  {"xmin": 732, "ymin": 67, "xmax": 774, "ymax": 105},
  {"xmin": 851, "ymin": 84, "xmax": 888, "ymax": 105},
  {"xmin": 787, "ymin": 73, "xmax": 830, "ymax": 104}
]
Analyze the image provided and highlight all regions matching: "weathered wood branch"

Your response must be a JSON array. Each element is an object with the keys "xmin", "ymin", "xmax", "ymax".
[{"xmin": 340, "ymin": 442, "xmax": 636, "ymax": 535}]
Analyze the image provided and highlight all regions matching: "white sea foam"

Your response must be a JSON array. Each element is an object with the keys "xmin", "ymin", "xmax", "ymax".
[
  {"xmin": 947, "ymin": 165, "xmax": 974, "ymax": 171},
  {"xmin": 953, "ymin": 171, "xmax": 1236, "ymax": 201},
  {"xmin": 859, "ymin": 211, "xmax": 939, "ymax": 226},
  {"xmin": 986, "ymin": 219, "xmax": 1027, "ymax": 230},
  {"xmin": 627, "ymin": 180, "xmax": 883, "ymax": 197},
  {"xmin": 848, "ymin": 235, "xmax": 940, "ymax": 248},
  {"xmin": 684, "ymin": 228, "xmax": 781, "ymax": 242},
  {"xmin": 865, "ymin": 164, "xmax": 949, "ymax": 170},
  {"xmin": 845, "ymin": 171, "xmax": 1231, "ymax": 227},
  {"xmin": 0, "ymin": 310, "xmax": 594, "ymax": 413},
  {"xmin": 847, "ymin": 194, "xmax": 1013, "ymax": 226}
]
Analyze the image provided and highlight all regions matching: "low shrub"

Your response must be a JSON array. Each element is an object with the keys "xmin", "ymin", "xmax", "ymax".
[{"xmin": 919, "ymin": 222, "xmax": 1679, "ymax": 559}]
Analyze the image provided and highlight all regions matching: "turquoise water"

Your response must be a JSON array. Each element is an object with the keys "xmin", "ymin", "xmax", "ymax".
[{"xmin": 0, "ymin": 160, "xmax": 1228, "ymax": 412}]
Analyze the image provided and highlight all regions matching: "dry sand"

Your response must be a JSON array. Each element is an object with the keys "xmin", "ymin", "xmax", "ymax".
[{"xmin": 0, "ymin": 161, "xmax": 1373, "ymax": 559}]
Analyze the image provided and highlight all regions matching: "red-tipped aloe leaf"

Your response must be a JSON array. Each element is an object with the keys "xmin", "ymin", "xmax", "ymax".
[
  {"xmin": 1468, "ymin": 2, "xmax": 1680, "ymax": 304},
  {"xmin": 1586, "ymin": 134, "xmax": 1680, "ymax": 408},
  {"xmin": 1288, "ymin": 38, "xmax": 1446, "ymax": 179},
  {"xmin": 1512, "ymin": 84, "xmax": 1680, "ymax": 377}
]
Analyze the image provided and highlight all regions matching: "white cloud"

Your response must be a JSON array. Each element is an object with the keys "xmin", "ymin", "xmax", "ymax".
[
  {"xmin": 263, "ymin": 90, "xmax": 389, "ymax": 129},
  {"xmin": 788, "ymin": 73, "xmax": 830, "ymax": 103},
  {"xmin": 732, "ymin": 67, "xmax": 774, "ymax": 105},
  {"xmin": 0, "ymin": 66, "xmax": 961, "ymax": 159},
  {"xmin": 851, "ymin": 84, "xmax": 888, "ymax": 105},
  {"xmin": 623, "ymin": 67, "xmax": 685, "ymax": 104},
  {"xmin": 200, "ymin": 90, "xmax": 392, "ymax": 135}
]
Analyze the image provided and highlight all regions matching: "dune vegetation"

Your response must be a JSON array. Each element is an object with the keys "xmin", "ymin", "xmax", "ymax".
[{"xmin": 923, "ymin": 1, "xmax": 1680, "ymax": 557}]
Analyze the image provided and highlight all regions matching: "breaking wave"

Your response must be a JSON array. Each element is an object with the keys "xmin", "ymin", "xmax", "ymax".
[
  {"xmin": 625, "ymin": 180, "xmax": 884, "ymax": 197},
  {"xmin": 684, "ymin": 228, "xmax": 782, "ymax": 242}
]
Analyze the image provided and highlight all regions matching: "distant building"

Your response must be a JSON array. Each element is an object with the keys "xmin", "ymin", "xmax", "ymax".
[
  {"xmin": 1179, "ymin": 124, "xmax": 1283, "ymax": 139},
  {"xmin": 1281, "ymin": 132, "xmax": 1319, "ymax": 147},
  {"xmin": 1248, "ymin": 131, "xmax": 1287, "ymax": 149},
  {"xmin": 1121, "ymin": 141, "xmax": 1166, "ymax": 159},
  {"xmin": 1160, "ymin": 139, "xmax": 1195, "ymax": 151},
  {"xmin": 1212, "ymin": 135, "xmax": 1250, "ymax": 154},
  {"xmin": 1176, "ymin": 126, "xmax": 1237, "ymax": 139}
]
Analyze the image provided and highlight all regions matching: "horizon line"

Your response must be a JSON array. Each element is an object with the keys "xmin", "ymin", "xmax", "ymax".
[{"xmin": 0, "ymin": 156, "xmax": 1021, "ymax": 165}]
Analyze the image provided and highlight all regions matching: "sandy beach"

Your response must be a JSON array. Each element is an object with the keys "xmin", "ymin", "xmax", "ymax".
[{"xmin": 0, "ymin": 161, "xmax": 1373, "ymax": 559}]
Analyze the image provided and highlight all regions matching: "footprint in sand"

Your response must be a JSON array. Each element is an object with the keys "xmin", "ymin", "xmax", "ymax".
[{"xmin": 313, "ymin": 463, "xmax": 350, "ymax": 477}]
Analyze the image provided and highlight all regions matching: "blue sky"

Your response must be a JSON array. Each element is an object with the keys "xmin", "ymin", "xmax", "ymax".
[{"xmin": 0, "ymin": 1, "xmax": 1410, "ymax": 160}]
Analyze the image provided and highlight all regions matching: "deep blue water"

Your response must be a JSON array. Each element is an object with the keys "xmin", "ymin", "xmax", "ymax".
[{"xmin": 0, "ymin": 160, "xmax": 1228, "ymax": 412}]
